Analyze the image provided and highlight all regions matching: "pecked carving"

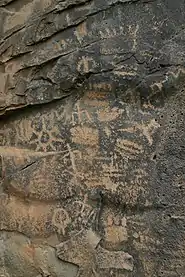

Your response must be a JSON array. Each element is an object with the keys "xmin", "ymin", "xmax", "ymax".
[{"xmin": 1, "ymin": 0, "xmax": 185, "ymax": 276}]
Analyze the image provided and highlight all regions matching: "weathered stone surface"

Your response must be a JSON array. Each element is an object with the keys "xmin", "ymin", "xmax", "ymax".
[
  {"xmin": 0, "ymin": 0, "xmax": 185, "ymax": 276},
  {"xmin": 1, "ymin": 0, "xmax": 185, "ymax": 115},
  {"xmin": 0, "ymin": 231, "xmax": 78, "ymax": 277}
]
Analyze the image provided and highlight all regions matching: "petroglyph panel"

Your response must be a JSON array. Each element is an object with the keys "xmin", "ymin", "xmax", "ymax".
[
  {"xmin": 0, "ymin": 88, "xmax": 163, "ymax": 276},
  {"xmin": 1, "ymin": 86, "xmax": 185, "ymax": 276},
  {"xmin": 1, "ymin": 0, "xmax": 185, "ymax": 275}
]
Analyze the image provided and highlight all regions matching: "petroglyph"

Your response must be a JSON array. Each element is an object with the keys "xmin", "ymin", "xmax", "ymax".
[
  {"xmin": 71, "ymin": 102, "xmax": 93, "ymax": 125},
  {"xmin": 87, "ymin": 83, "xmax": 112, "ymax": 92},
  {"xmin": 118, "ymin": 119, "xmax": 160, "ymax": 145},
  {"xmin": 99, "ymin": 26, "xmax": 125, "ymax": 40},
  {"xmin": 116, "ymin": 139, "xmax": 143, "ymax": 159},
  {"xmin": 73, "ymin": 194, "xmax": 92, "ymax": 217},
  {"xmin": 52, "ymin": 208, "xmax": 71, "ymax": 236},
  {"xmin": 104, "ymin": 213, "xmax": 128, "ymax": 245},
  {"xmin": 83, "ymin": 90, "xmax": 109, "ymax": 108},
  {"xmin": 72, "ymin": 194, "xmax": 97, "ymax": 228},
  {"xmin": 101, "ymin": 155, "xmax": 123, "ymax": 179},
  {"xmin": 97, "ymin": 107, "xmax": 121, "ymax": 122},
  {"xmin": 129, "ymin": 24, "xmax": 139, "ymax": 51},
  {"xmin": 70, "ymin": 126, "xmax": 99, "ymax": 147},
  {"xmin": 30, "ymin": 115, "xmax": 64, "ymax": 152},
  {"xmin": 14, "ymin": 119, "xmax": 33, "ymax": 144},
  {"xmin": 77, "ymin": 57, "xmax": 96, "ymax": 73},
  {"xmin": 1, "ymin": 1, "xmax": 185, "ymax": 276},
  {"xmin": 75, "ymin": 22, "xmax": 87, "ymax": 43}
]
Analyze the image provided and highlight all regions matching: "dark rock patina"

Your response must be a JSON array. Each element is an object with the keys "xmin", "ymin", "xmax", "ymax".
[{"xmin": 0, "ymin": 0, "xmax": 185, "ymax": 276}]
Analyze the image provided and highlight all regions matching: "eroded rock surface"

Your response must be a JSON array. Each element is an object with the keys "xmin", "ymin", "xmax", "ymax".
[{"xmin": 0, "ymin": 0, "xmax": 185, "ymax": 276}]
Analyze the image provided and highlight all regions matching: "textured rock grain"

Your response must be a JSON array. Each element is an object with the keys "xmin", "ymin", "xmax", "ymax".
[{"xmin": 0, "ymin": 0, "xmax": 185, "ymax": 276}]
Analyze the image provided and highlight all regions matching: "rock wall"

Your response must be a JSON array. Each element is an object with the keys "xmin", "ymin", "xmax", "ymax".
[{"xmin": 0, "ymin": 0, "xmax": 185, "ymax": 276}]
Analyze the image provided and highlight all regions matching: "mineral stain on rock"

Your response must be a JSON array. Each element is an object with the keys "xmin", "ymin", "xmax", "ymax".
[{"xmin": 0, "ymin": 0, "xmax": 185, "ymax": 276}]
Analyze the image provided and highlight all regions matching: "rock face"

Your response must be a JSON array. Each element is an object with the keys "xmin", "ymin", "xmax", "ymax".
[{"xmin": 0, "ymin": 0, "xmax": 185, "ymax": 276}]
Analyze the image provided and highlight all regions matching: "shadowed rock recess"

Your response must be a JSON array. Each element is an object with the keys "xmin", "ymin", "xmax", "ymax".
[{"xmin": 0, "ymin": 0, "xmax": 185, "ymax": 276}]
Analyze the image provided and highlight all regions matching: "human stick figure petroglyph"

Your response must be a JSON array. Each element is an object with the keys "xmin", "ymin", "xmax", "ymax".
[{"xmin": 52, "ymin": 208, "xmax": 71, "ymax": 236}]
